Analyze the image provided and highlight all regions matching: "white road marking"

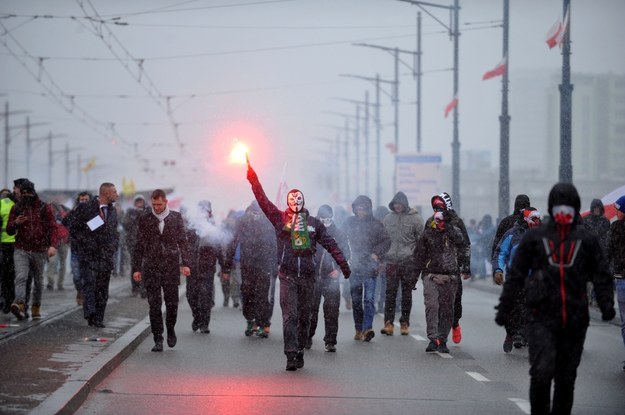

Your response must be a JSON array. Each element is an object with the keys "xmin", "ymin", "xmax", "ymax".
[
  {"xmin": 466, "ymin": 371, "xmax": 490, "ymax": 382},
  {"xmin": 411, "ymin": 334, "xmax": 427, "ymax": 341},
  {"xmin": 508, "ymin": 397, "xmax": 531, "ymax": 414}
]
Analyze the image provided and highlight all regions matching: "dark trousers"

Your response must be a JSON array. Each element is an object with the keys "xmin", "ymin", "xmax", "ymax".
[
  {"xmin": 80, "ymin": 259, "xmax": 111, "ymax": 324},
  {"xmin": 308, "ymin": 275, "xmax": 341, "ymax": 346},
  {"xmin": 186, "ymin": 270, "xmax": 214, "ymax": 329},
  {"xmin": 240, "ymin": 267, "xmax": 271, "ymax": 328},
  {"xmin": 0, "ymin": 243, "xmax": 15, "ymax": 311},
  {"xmin": 279, "ymin": 274, "xmax": 314, "ymax": 357},
  {"xmin": 453, "ymin": 277, "xmax": 463, "ymax": 327},
  {"xmin": 384, "ymin": 262, "xmax": 417, "ymax": 325},
  {"xmin": 505, "ymin": 288, "xmax": 527, "ymax": 339},
  {"xmin": 527, "ymin": 321, "xmax": 587, "ymax": 415},
  {"xmin": 147, "ymin": 283, "xmax": 179, "ymax": 341}
]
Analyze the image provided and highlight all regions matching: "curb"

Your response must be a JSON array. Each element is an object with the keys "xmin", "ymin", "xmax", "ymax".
[{"xmin": 30, "ymin": 316, "xmax": 151, "ymax": 415}]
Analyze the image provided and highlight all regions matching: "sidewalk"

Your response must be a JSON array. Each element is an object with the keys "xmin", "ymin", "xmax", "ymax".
[{"xmin": 0, "ymin": 275, "xmax": 151, "ymax": 414}]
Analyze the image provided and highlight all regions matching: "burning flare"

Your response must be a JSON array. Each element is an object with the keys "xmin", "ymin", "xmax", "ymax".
[{"xmin": 229, "ymin": 139, "xmax": 249, "ymax": 165}]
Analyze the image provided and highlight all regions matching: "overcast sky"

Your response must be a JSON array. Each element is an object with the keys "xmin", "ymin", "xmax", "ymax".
[{"xmin": 2, "ymin": 0, "xmax": 624, "ymax": 216}]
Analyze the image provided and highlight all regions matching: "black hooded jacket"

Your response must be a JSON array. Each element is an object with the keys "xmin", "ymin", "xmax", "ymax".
[
  {"xmin": 341, "ymin": 195, "xmax": 391, "ymax": 276},
  {"xmin": 497, "ymin": 183, "xmax": 614, "ymax": 330},
  {"xmin": 583, "ymin": 198, "xmax": 610, "ymax": 255},
  {"xmin": 491, "ymin": 194, "xmax": 530, "ymax": 257}
]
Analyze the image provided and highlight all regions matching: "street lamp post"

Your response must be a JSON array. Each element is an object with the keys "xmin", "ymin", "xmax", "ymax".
[
  {"xmin": 339, "ymin": 74, "xmax": 394, "ymax": 207},
  {"xmin": 559, "ymin": 0, "xmax": 573, "ymax": 183},
  {"xmin": 398, "ymin": 0, "xmax": 462, "ymax": 213}
]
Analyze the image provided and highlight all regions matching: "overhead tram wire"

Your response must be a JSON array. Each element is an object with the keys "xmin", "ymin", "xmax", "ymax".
[
  {"xmin": 0, "ymin": 21, "xmax": 133, "ymax": 152},
  {"xmin": 76, "ymin": 0, "xmax": 185, "ymax": 152}
]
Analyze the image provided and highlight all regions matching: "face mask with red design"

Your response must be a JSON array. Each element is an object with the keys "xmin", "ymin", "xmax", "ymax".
[
  {"xmin": 552, "ymin": 205, "xmax": 575, "ymax": 225},
  {"xmin": 523, "ymin": 209, "xmax": 542, "ymax": 228}
]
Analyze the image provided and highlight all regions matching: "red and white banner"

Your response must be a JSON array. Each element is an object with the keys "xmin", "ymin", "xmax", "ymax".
[
  {"xmin": 482, "ymin": 56, "xmax": 507, "ymax": 80},
  {"xmin": 444, "ymin": 95, "xmax": 458, "ymax": 118}
]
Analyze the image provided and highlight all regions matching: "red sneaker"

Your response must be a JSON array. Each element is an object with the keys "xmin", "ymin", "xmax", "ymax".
[{"xmin": 452, "ymin": 325, "xmax": 462, "ymax": 344}]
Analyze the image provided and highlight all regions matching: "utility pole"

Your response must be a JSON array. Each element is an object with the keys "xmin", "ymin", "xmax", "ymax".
[
  {"xmin": 24, "ymin": 117, "xmax": 50, "ymax": 178},
  {"xmin": 340, "ymin": 73, "xmax": 394, "ymax": 207},
  {"xmin": 65, "ymin": 143, "xmax": 84, "ymax": 190},
  {"xmin": 2, "ymin": 102, "xmax": 29, "ymax": 188},
  {"xmin": 498, "ymin": 0, "xmax": 511, "ymax": 221},
  {"xmin": 559, "ymin": 0, "xmax": 573, "ymax": 183},
  {"xmin": 332, "ymin": 92, "xmax": 372, "ymax": 196},
  {"xmin": 398, "ymin": 0, "xmax": 462, "ymax": 213},
  {"xmin": 46, "ymin": 131, "xmax": 67, "ymax": 190},
  {"xmin": 353, "ymin": 43, "xmax": 402, "ymax": 194},
  {"xmin": 416, "ymin": 12, "xmax": 423, "ymax": 152}
]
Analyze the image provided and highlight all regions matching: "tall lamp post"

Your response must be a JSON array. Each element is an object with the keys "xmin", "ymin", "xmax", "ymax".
[
  {"xmin": 559, "ymin": 0, "xmax": 573, "ymax": 183},
  {"xmin": 398, "ymin": 0, "xmax": 461, "ymax": 213}
]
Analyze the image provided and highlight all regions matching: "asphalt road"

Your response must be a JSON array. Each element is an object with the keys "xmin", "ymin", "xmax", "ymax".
[{"xmin": 1, "ymin": 277, "xmax": 623, "ymax": 415}]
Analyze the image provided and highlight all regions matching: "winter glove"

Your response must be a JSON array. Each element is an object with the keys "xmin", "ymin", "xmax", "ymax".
[
  {"xmin": 340, "ymin": 262, "xmax": 351, "ymax": 279},
  {"xmin": 246, "ymin": 164, "xmax": 259, "ymax": 183},
  {"xmin": 493, "ymin": 269, "xmax": 504, "ymax": 285},
  {"xmin": 601, "ymin": 308, "xmax": 616, "ymax": 321}
]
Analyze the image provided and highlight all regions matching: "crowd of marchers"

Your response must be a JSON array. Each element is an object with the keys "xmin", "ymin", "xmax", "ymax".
[{"xmin": 1, "ymin": 173, "xmax": 624, "ymax": 415}]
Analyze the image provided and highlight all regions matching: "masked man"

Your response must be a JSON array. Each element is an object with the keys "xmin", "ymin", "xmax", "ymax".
[{"xmin": 246, "ymin": 161, "xmax": 350, "ymax": 371}]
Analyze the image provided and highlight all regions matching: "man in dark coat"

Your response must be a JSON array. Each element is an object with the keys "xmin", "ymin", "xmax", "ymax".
[
  {"xmin": 229, "ymin": 200, "xmax": 277, "ymax": 338},
  {"xmin": 342, "ymin": 195, "xmax": 391, "ymax": 343},
  {"xmin": 496, "ymin": 183, "xmax": 615, "ymax": 415},
  {"xmin": 132, "ymin": 189, "xmax": 192, "ymax": 352},
  {"xmin": 184, "ymin": 200, "xmax": 228, "ymax": 335},
  {"xmin": 307, "ymin": 204, "xmax": 351, "ymax": 352},
  {"xmin": 491, "ymin": 194, "xmax": 531, "ymax": 258},
  {"xmin": 122, "ymin": 194, "xmax": 148, "ymax": 298},
  {"xmin": 430, "ymin": 192, "xmax": 471, "ymax": 344},
  {"xmin": 246, "ymin": 161, "xmax": 351, "ymax": 371},
  {"xmin": 64, "ymin": 182, "xmax": 119, "ymax": 328}
]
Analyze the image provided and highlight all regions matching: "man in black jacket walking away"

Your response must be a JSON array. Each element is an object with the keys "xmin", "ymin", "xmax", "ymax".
[
  {"xmin": 132, "ymin": 189, "xmax": 192, "ymax": 352},
  {"xmin": 496, "ymin": 183, "xmax": 615, "ymax": 415}
]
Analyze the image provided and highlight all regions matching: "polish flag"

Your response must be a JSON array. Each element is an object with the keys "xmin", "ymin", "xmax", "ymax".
[
  {"xmin": 482, "ymin": 56, "xmax": 507, "ymax": 80},
  {"xmin": 555, "ymin": 6, "xmax": 569, "ymax": 47},
  {"xmin": 545, "ymin": 6, "xmax": 569, "ymax": 49},
  {"xmin": 444, "ymin": 95, "xmax": 458, "ymax": 118}
]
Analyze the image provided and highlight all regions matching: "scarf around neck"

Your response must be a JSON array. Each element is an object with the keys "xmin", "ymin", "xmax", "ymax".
[
  {"xmin": 152, "ymin": 206, "xmax": 170, "ymax": 234},
  {"xmin": 285, "ymin": 211, "xmax": 311, "ymax": 250}
]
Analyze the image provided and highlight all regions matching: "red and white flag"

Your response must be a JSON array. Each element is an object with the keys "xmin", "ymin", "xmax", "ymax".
[
  {"xmin": 274, "ymin": 162, "xmax": 289, "ymax": 210},
  {"xmin": 444, "ymin": 95, "xmax": 458, "ymax": 118},
  {"xmin": 482, "ymin": 55, "xmax": 507, "ymax": 80},
  {"xmin": 555, "ymin": 6, "xmax": 569, "ymax": 47},
  {"xmin": 545, "ymin": 6, "xmax": 569, "ymax": 49}
]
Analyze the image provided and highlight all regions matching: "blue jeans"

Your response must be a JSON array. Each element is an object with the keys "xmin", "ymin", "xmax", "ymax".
[
  {"xmin": 70, "ymin": 250, "xmax": 81, "ymax": 291},
  {"xmin": 616, "ymin": 279, "xmax": 625, "ymax": 348},
  {"xmin": 349, "ymin": 273, "xmax": 377, "ymax": 332}
]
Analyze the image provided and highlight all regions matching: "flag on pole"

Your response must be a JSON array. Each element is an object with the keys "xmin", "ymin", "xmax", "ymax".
[
  {"xmin": 444, "ymin": 95, "xmax": 458, "ymax": 118},
  {"xmin": 275, "ymin": 163, "xmax": 289, "ymax": 210},
  {"xmin": 555, "ymin": 6, "xmax": 569, "ymax": 47},
  {"xmin": 545, "ymin": 6, "xmax": 569, "ymax": 49},
  {"xmin": 482, "ymin": 55, "xmax": 507, "ymax": 80}
]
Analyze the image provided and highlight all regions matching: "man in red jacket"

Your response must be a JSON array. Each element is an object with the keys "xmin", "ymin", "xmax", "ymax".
[{"xmin": 7, "ymin": 179, "xmax": 58, "ymax": 320}]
